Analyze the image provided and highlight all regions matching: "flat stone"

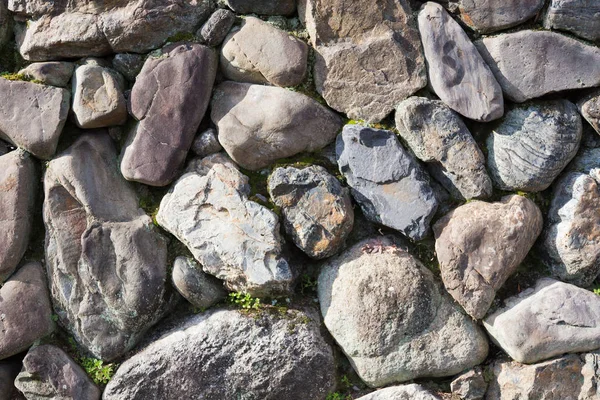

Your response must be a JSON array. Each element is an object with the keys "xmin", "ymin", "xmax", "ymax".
[
  {"xmin": 395, "ymin": 97, "xmax": 492, "ymax": 200},
  {"xmin": 450, "ymin": 367, "xmax": 487, "ymax": 400},
  {"xmin": 418, "ymin": 2, "xmax": 503, "ymax": 122},
  {"xmin": 198, "ymin": 8, "xmax": 235, "ymax": 47},
  {"xmin": 356, "ymin": 384, "xmax": 441, "ymax": 400},
  {"xmin": 336, "ymin": 125, "xmax": 438, "ymax": 241},
  {"xmin": 211, "ymin": 81, "xmax": 342, "ymax": 170},
  {"xmin": 121, "ymin": 43, "xmax": 217, "ymax": 186},
  {"xmin": 476, "ymin": 30, "xmax": 600, "ymax": 102},
  {"xmin": 319, "ymin": 237, "xmax": 488, "ymax": 387},
  {"xmin": 0, "ymin": 78, "xmax": 70, "ymax": 159},
  {"xmin": 190, "ymin": 128, "xmax": 222, "ymax": 158},
  {"xmin": 18, "ymin": 61, "xmax": 74, "ymax": 87},
  {"xmin": 487, "ymin": 100, "xmax": 582, "ymax": 192},
  {"xmin": 450, "ymin": 0, "xmax": 545, "ymax": 33},
  {"xmin": 111, "ymin": 53, "xmax": 145, "ymax": 82},
  {"xmin": 223, "ymin": 0, "xmax": 296, "ymax": 15},
  {"xmin": 434, "ymin": 195, "xmax": 543, "ymax": 319},
  {"xmin": 484, "ymin": 278, "xmax": 600, "ymax": 363},
  {"xmin": 578, "ymin": 89, "xmax": 600, "ymax": 135},
  {"xmin": 172, "ymin": 257, "xmax": 226, "ymax": 310},
  {"xmin": 544, "ymin": 0, "xmax": 600, "ymax": 43}
]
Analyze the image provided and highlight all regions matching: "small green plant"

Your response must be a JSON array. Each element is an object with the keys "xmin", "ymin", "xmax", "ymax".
[
  {"xmin": 79, "ymin": 357, "xmax": 116, "ymax": 386},
  {"xmin": 593, "ymin": 287, "xmax": 600, "ymax": 296},
  {"xmin": 228, "ymin": 292, "xmax": 261, "ymax": 310},
  {"xmin": 326, "ymin": 393, "xmax": 352, "ymax": 400},
  {"xmin": 300, "ymin": 274, "xmax": 318, "ymax": 294},
  {"xmin": 51, "ymin": 314, "xmax": 59, "ymax": 322},
  {"xmin": 0, "ymin": 71, "xmax": 42, "ymax": 84}
]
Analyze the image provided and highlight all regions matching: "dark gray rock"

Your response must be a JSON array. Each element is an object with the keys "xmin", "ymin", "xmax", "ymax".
[
  {"xmin": 578, "ymin": 89, "xmax": 600, "ymax": 135},
  {"xmin": 198, "ymin": 8, "xmax": 235, "ymax": 47},
  {"xmin": 18, "ymin": 61, "xmax": 74, "ymax": 87},
  {"xmin": 111, "ymin": 53, "xmax": 145, "ymax": 82},
  {"xmin": 449, "ymin": 0, "xmax": 545, "ymax": 33},
  {"xmin": 567, "ymin": 147, "xmax": 600, "ymax": 174},
  {"xmin": 544, "ymin": 0, "xmax": 600, "ymax": 43},
  {"xmin": 450, "ymin": 367, "xmax": 487, "ymax": 400},
  {"xmin": 336, "ymin": 125, "xmax": 438, "ymax": 241},
  {"xmin": 223, "ymin": 0, "xmax": 296, "ymax": 15},
  {"xmin": 190, "ymin": 128, "xmax": 222, "ymax": 158},
  {"xmin": 121, "ymin": 43, "xmax": 218, "ymax": 186},
  {"xmin": 172, "ymin": 257, "xmax": 226, "ymax": 310},
  {"xmin": 356, "ymin": 384, "xmax": 441, "ymax": 400}
]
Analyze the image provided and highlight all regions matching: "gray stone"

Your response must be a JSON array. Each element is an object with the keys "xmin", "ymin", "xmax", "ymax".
[
  {"xmin": 121, "ymin": 43, "xmax": 217, "ymax": 186},
  {"xmin": 356, "ymin": 384, "xmax": 441, "ymax": 400},
  {"xmin": 319, "ymin": 237, "xmax": 489, "ymax": 387},
  {"xmin": 484, "ymin": 278, "xmax": 600, "ymax": 363},
  {"xmin": 487, "ymin": 100, "xmax": 582, "ymax": 192},
  {"xmin": 476, "ymin": 30, "xmax": 600, "ymax": 102},
  {"xmin": 545, "ymin": 0, "xmax": 600, "ymax": 43},
  {"xmin": 198, "ymin": 8, "xmax": 236, "ymax": 47},
  {"xmin": 418, "ymin": 2, "xmax": 503, "ymax": 122},
  {"xmin": 190, "ymin": 128, "xmax": 222, "ymax": 158},
  {"xmin": 450, "ymin": 367, "xmax": 487, "ymax": 400},
  {"xmin": 578, "ymin": 89, "xmax": 600, "ymax": 135},
  {"xmin": 44, "ymin": 133, "xmax": 170, "ymax": 361},
  {"xmin": 18, "ymin": 61, "xmax": 74, "ymax": 87},
  {"xmin": 268, "ymin": 165, "xmax": 354, "ymax": 259},
  {"xmin": 0, "ymin": 360, "xmax": 21, "ymax": 400},
  {"xmin": 211, "ymin": 81, "xmax": 342, "ymax": 170},
  {"xmin": 0, "ymin": 78, "xmax": 70, "ymax": 159},
  {"xmin": 395, "ymin": 97, "xmax": 492, "ymax": 200},
  {"xmin": 221, "ymin": 17, "xmax": 308, "ymax": 87},
  {"xmin": 111, "ymin": 53, "xmax": 145, "ymax": 82},
  {"xmin": 567, "ymin": 147, "xmax": 600, "ymax": 174},
  {"xmin": 103, "ymin": 308, "xmax": 335, "ymax": 399},
  {"xmin": 434, "ymin": 195, "xmax": 543, "ymax": 319},
  {"xmin": 0, "ymin": 262, "xmax": 54, "ymax": 360},
  {"xmin": 449, "ymin": 0, "xmax": 545, "ymax": 33},
  {"xmin": 0, "ymin": 149, "xmax": 37, "ymax": 283},
  {"xmin": 157, "ymin": 154, "xmax": 293, "ymax": 297},
  {"xmin": 172, "ymin": 257, "xmax": 226, "ymax": 310},
  {"xmin": 336, "ymin": 125, "xmax": 438, "ymax": 241},
  {"xmin": 299, "ymin": 0, "xmax": 427, "ymax": 123},
  {"xmin": 223, "ymin": 0, "xmax": 296, "ymax": 15},
  {"xmin": 14, "ymin": 345, "xmax": 100, "ymax": 400}
]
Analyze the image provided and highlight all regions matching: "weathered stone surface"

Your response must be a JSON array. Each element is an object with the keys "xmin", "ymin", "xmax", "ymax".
[
  {"xmin": 0, "ymin": 262, "xmax": 54, "ymax": 360},
  {"xmin": 450, "ymin": 367, "xmax": 487, "ymax": 400},
  {"xmin": 268, "ymin": 165, "xmax": 354, "ymax": 259},
  {"xmin": 198, "ymin": 8, "xmax": 235, "ymax": 47},
  {"xmin": 487, "ymin": 100, "xmax": 582, "ymax": 192},
  {"xmin": 221, "ymin": 17, "xmax": 307, "ymax": 87},
  {"xmin": 319, "ymin": 237, "xmax": 488, "ymax": 387},
  {"xmin": 336, "ymin": 125, "xmax": 438, "ymax": 241},
  {"xmin": 121, "ymin": 43, "xmax": 217, "ymax": 186},
  {"xmin": 0, "ymin": 149, "xmax": 36, "ymax": 283},
  {"xmin": 157, "ymin": 154, "xmax": 293, "ymax": 297},
  {"xmin": 190, "ymin": 128, "xmax": 222, "ymax": 158},
  {"xmin": 223, "ymin": 0, "xmax": 296, "ymax": 15},
  {"xmin": 418, "ymin": 2, "xmax": 503, "ymax": 122},
  {"xmin": 434, "ymin": 195, "xmax": 543, "ymax": 319},
  {"xmin": 18, "ymin": 61, "xmax": 74, "ymax": 87},
  {"xmin": 103, "ymin": 308, "xmax": 335, "ymax": 399},
  {"xmin": 484, "ymin": 279, "xmax": 600, "ymax": 363},
  {"xmin": 211, "ymin": 81, "xmax": 342, "ymax": 170},
  {"xmin": 111, "ymin": 53, "xmax": 145, "ymax": 82},
  {"xmin": 545, "ymin": 0, "xmax": 600, "ymax": 43},
  {"xmin": 12, "ymin": 0, "xmax": 213, "ymax": 61},
  {"xmin": 14, "ymin": 345, "xmax": 100, "ymax": 400},
  {"xmin": 44, "ymin": 133, "xmax": 170, "ymax": 361},
  {"xmin": 172, "ymin": 257, "xmax": 226, "ymax": 310},
  {"xmin": 578, "ymin": 89, "xmax": 600, "ymax": 135},
  {"xmin": 450, "ymin": 0, "xmax": 544, "ymax": 33},
  {"xmin": 356, "ymin": 384, "xmax": 441, "ymax": 400},
  {"xmin": 476, "ymin": 30, "xmax": 600, "ymax": 102},
  {"xmin": 299, "ymin": 0, "xmax": 427, "ymax": 123},
  {"xmin": 395, "ymin": 97, "xmax": 492, "ymax": 200},
  {"xmin": 0, "ymin": 78, "xmax": 69, "ymax": 159}
]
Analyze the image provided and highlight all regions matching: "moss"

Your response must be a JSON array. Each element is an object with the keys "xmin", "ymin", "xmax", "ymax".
[
  {"xmin": 166, "ymin": 31, "xmax": 197, "ymax": 43},
  {"xmin": 0, "ymin": 71, "xmax": 42, "ymax": 84}
]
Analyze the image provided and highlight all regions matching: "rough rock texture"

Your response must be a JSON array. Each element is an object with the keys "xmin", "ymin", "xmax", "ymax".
[
  {"xmin": 44, "ymin": 133, "xmax": 170, "ymax": 361},
  {"xmin": 12, "ymin": 0, "xmax": 213, "ymax": 61},
  {"xmin": 0, "ymin": 149, "xmax": 37, "ymax": 283},
  {"xmin": 568, "ymin": 147, "xmax": 600, "ymax": 174},
  {"xmin": 157, "ymin": 154, "xmax": 293, "ymax": 297},
  {"xmin": 211, "ymin": 81, "xmax": 342, "ymax": 170},
  {"xmin": 476, "ymin": 30, "xmax": 600, "ymax": 102},
  {"xmin": 268, "ymin": 166, "xmax": 354, "ymax": 259},
  {"xmin": 103, "ymin": 308, "xmax": 335, "ymax": 399},
  {"xmin": 224, "ymin": 0, "xmax": 296, "ymax": 16},
  {"xmin": 450, "ymin": 0, "xmax": 544, "ymax": 33},
  {"xmin": 172, "ymin": 257, "xmax": 226, "ymax": 310},
  {"xmin": 121, "ymin": 43, "xmax": 218, "ymax": 186},
  {"xmin": 319, "ymin": 237, "xmax": 489, "ymax": 387},
  {"xmin": 336, "ymin": 125, "xmax": 438, "ymax": 241},
  {"xmin": 198, "ymin": 8, "xmax": 235, "ymax": 47},
  {"xmin": 190, "ymin": 128, "xmax": 222, "ymax": 158},
  {"xmin": 578, "ymin": 90, "xmax": 600, "ymax": 135},
  {"xmin": 0, "ymin": 78, "xmax": 70, "ymax": 159},
  {"xmin": 356, "ymin": 384, "xmax": 441, "ymax": 400},
  {"xmin": 484, "ymin": 279, "xmax": 600, "ymax": 363},
  {"xmin": 395, "ymin": 97, "xmax": 492, "ymax": 200},
  {"xmin": 544, "ymin": 0, "xmax": 600, "ymax": 43},
  {"xmin": 111, "ymin": 53, "xmax": 145, "ymax": 82},
  {"xmin": 14, "ymin": 345, "xmax": 100, "ymax": 400},
  {"xmin": 0, "ymin": 262, "xmax": 54, "ymax": 360},
  {"xmin": 450, "ymin": 367, "xmax": 487, "ymax": 400},
  {"xmin": 18, "ymin": 61, "xmax": 74, "ymax": 87},
  {"xmin": 434, "ymin": 195, "xmax": 543, "ymax": 319},
  {"xmin": 487, "ymin": 100, "xmax": 582, "ymax": 192},
  {"xmin": 299, "ymin": 0, "xmax": 427, "ymax": 122},
  {"xmin": 418, "ymin": 2, "xmax": 503, "ymax": 122}
]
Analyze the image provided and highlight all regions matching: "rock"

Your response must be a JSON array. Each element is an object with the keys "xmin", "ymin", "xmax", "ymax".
[
  {"xmin": 44, "ymin": 133, "xmax": 170, "ymax": 361},
  {"xmin": 121, "ymin": 43, "xmax": 218, "ymax": 186},
  {"xmin": 578, "ymin": 89, "xmax": 600, "ymax": 135},
  {"xmin": 395, "ymin": 97, "xmax": 492, "ymax": 200},
  {"xmin": 434, "ymin": 195, "xmax": 543, "ymax": 319},
  {"xmin": 14, "ymin": 345, "xmax": 100, "ymax": 400},
  {"xmin": 299, "ymin": 0, "xmax": 427, "ymax": 122},
  {"xmin": 211, "ymin": 81, "xmax": 342, "ymax": 170},
  {"xmin": 0, "ymin": 359, "xmax": 21, "ymax": 400},
  {"xmin": 336, "ymin": 125, "xmax": 438, "ymax": 241},
  {"xmin": 568, "ymin": 147, "xmax": 600, "ymax": 174},
  {"xmin": 223, "ymin": 0, "xmax": 296, "ymax": 15},
  {"xmin": 450, "ymin": 367, "xmax": 487, "ymax": 400},
  {"xmin": 0, "ymin": 78, "xmax": 70, "ymax": 159},
  {"xmin": 319, "ymin": 237, "xmax": 489, "ymax": 387},
  {"xmin": 12, "ymin": 0, "xmax": 213, "ymax": 61},
  {"xmin": 221, "ymin": 17, "xmax": 308, "ymax": 87},
  {"xmin": 544, "ymin": 0, "xmax": 600, "ymax": 43},
  {"xmin": 476, "ymin": 30, "xmax": 600, "ymax": 102},
  {"xmin": 111, "ymin": 53, "xmax": 145, "ymax": 82},
  {"xmin": 356, "ymin": 384, "xmax": 441, "ymax": 400},
  {"xmin": 190, "ymin": 128, "xmax": 222, "ymax": 158},
  {"xmin": 157, "ymin": 154, "xmax": 293, "ymax": 297},
  {"xmin": 0, "ymin": 149, "xmax": 37, "ymax": 283},
  {"xmin": 268, "ymin": 165, "xmax": 354, "ymax": 259},
  {"xmin": 103, "ymin": 308, "xmax": 335, "ymax": 399},
  {"xmin": 449, "ymin": 0, "xmax": 544, "ymax": 33},
  {"xmin": 18, "ymin": 61, "xmax": 74, "ymax": 87},
  {"xmin": 172, "ymin": 257, "xmax": 226, "ymax": 310},
  {"xmin": 486, "ymin": 100, "xmax": 582, "ymax": 192},
  {"xmin": 418, "ymin": 2, "xmax": 503, "ymax": 122},
  {"xmin": 198, "ymin": 8, "xmax": 236, "ymax": 47},
  {"xmin": 484, "ymin": 278, "xmax": 600, "ymax": 363},
  {"xmin": 72, "ymin": 65, "xmax": 127, "ymax": 129},
  {"xmin": 0, "ymin": 262, "xmax": 54, "ymax": 360}
]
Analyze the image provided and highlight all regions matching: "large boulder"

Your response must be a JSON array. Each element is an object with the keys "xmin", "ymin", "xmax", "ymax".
[
  {"xmin": 172, "ymin": 256, "xmax": 226, "ymax": 310},
  {"xmin": 356, "ymin": 384, "xmax": 441, "ymax": 400},
  {"xmin": 448, "ymin": 0, "xmax": 545, "ymax": 33},
  {"xmin": 223, "ymin": 0, "xmax": 296, "ymax": 15},
  {"xmin": 544, "ymin": 0, "xmax": 600, "ymax": 43},
  {"xmin": 18, "ymin": 61, "xmax": 75, "ymax": 87}
]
